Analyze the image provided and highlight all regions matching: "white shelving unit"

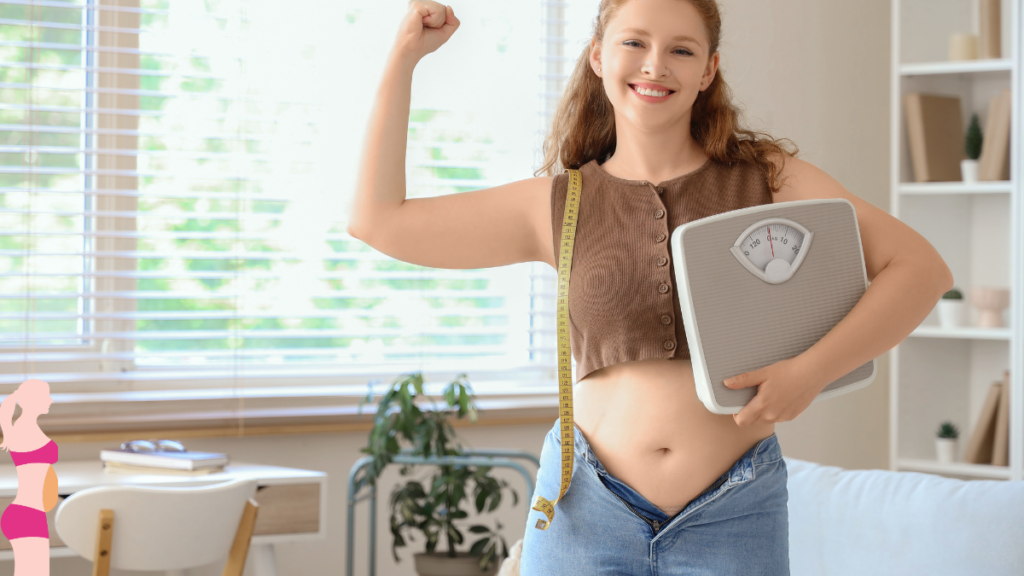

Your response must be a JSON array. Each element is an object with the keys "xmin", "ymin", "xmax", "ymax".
[{"xmin": 890, "ymin": 0, "xmax": 1022, "ymax": 481}]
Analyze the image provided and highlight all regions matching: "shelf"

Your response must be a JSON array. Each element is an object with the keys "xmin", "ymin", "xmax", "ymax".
[
  {"xmin": 897, "ymin": 458, "xmax": 1012, "ymax": 480},
  {"xmin": 910, "ymin": 326, "xmax": 1012, "ymax": 340},
  {"xmin": 900, "ymin": 59, "xmax": 1013, "ymax": 76},
  {"xmin": 899, "ymin": 182, "xmax": 1013, "ymax": 195}
]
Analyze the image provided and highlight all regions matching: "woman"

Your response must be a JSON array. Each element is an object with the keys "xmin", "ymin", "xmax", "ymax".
[
  {"xmin": 0, "ymin": 379, "xmax": 58, "ymax": 576},
  {"xmin": 349, "ymin": 1, "xmax": 952, "ymax": 574}
]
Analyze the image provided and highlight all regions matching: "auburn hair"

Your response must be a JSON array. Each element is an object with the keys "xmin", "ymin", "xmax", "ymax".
[{"xmin": 534, "ymin": 0, "xmax": 799, "ymax": 192}]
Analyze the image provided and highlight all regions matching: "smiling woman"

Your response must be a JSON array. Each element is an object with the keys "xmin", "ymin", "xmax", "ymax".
[{"xmin": 352, "ymin": 0, "xmax": 951, "ymax": 574}]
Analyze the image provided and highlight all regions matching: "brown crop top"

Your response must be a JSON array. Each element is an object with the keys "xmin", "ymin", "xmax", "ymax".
[{"xmin": 550, "ymin": 157, "xmax": 775, "ymax": 383}]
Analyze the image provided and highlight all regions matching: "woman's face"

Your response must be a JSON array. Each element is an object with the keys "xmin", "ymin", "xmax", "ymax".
[{"xmin": 590, "ymin": 0, "xmax": 719, "ymax": 130}]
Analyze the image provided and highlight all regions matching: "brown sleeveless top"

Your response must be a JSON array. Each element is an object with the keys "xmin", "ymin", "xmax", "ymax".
[{"xmin": 550, "ymin": 157, "xmax": 775, "ymax": 383}]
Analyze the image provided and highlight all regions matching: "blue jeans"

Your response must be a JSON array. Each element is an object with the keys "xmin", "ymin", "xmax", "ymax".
[{"xmin": 520, "ymin": 418, "xmax": 790, "ymax": 575}]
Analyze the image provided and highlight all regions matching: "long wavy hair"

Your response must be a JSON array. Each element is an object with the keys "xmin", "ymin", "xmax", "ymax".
[{"xmin": 534, "ymin": 0, "xmax": 799, "ymax": 192}]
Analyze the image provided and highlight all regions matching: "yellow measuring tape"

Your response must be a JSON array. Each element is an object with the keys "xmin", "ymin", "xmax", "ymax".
[{"xmin": 531, "ymin": 168, "xmax": 582, "ymax": 530}]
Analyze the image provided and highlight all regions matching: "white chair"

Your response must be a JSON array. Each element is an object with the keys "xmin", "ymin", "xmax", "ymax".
[{"xmin": 54, "ymin": 478, "xmax": 260, "ymax": 576}]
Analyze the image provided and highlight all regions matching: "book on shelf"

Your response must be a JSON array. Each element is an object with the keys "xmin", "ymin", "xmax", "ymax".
[
  {"xmin": 103, "ymin": 461, "xmax": 226, "ymax": 476},
  {"xmin": 978, "ymin": 88, "xmax": 1011, "ymax": 181},
  {"xmin": 903, "ymin": 93, "xmax": 964, "ymax": 182},
  {"xmin": 100, "ymin": 449, "xmax": 229, "ymax": 471},
  {"xmin": 964, "ymin": 379, "xmax": 1002, "ymax": 464},
  {"xmin": 992, "ymin": 370, "xmax": 1011, "ymax": 466},
  {"xmin": 979, "ymin": 0, "xmax": 1001, "ymax": 59}
]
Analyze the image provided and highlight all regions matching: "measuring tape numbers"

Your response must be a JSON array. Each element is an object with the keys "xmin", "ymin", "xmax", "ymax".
[{"xmin": 531, "ymin": 168, "xmax": 582, "ymax": 530}]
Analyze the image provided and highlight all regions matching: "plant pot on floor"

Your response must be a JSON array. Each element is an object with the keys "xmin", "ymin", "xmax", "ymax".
[
  {"xmin": 415, "ymin": 551, "xmax": 500, "ymax": 576},
  {"xmin": 936, "ymin": 438, "xmax": 957, "ymax": 464}
]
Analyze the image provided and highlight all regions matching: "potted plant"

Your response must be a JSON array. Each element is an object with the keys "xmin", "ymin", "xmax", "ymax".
[
  {"xmin": 961, "ymin": 113, "xmax": 983, "ymax": 183},
  {"xmin": 937, "ymin": 288, "xmax": 966, "ymax": 328},
  {"xmin": 356, "ymin": 372, "xmax": 517, "ymax": 575},
  {"xmin": 936, "ymin": 421, "xmax": 959, "ymax": 463}
]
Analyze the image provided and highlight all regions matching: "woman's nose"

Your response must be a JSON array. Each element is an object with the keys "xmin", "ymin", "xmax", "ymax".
[{"xmin": 641, "ymin": 52, "xmax": 670, "ymax": 77}]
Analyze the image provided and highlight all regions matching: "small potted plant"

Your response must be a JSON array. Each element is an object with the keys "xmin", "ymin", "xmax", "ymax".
[
  {"xmin": 936, "ymin": 421, "xmax": 959, "ymax": 463},
  {"xmin": 937, "ymin": 288, "xmax": 966, "ymax": 328},
  {"xmin": 961, "ymin": 113, "xmax": 983, "ymax": 183},
  {"xmin": 356, "ymin": 372, "xmax": 516, "ymax": 575}
]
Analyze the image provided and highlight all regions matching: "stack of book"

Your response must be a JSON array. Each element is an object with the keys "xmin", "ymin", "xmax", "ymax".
[
  {"xmin": 964, "ymin": 370, "xmax": 1012, "ymax": 466},
  {"xmin": 100, "ymin": 447, "xmax": 230, "ymax": 476},
  {"xmin": 904, "ymin": 90, "xmax": 1011, "ymax": 182}
]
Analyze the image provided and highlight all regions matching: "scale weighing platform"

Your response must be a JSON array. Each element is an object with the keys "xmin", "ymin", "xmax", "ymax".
[{"xmin": 671, "ymin": 198, "xmax": 876, "ymax": 415}]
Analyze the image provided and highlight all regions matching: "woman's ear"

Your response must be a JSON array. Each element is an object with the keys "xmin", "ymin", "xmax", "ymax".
[
  {"xmin": 589, "ymin": 39, "xmax": 602, "ymax": 76},
  {"xmin": 701, "ymin": 51, "xmax": 720, "ymax": 90}
]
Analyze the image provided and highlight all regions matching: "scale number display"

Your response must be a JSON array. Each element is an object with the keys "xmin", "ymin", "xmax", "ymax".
[{"xmin": 729, "ymin": 217, "xmax": 813, "ymax": 284}]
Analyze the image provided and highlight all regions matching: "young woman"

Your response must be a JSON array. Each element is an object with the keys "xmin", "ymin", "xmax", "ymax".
[
  {"xmin": 0, "ymin": 379, "xmax": 58, "ymax": 576},
  {"xmin": 350, "ymin": 1, "xmax": 952, "ymax": 573}
]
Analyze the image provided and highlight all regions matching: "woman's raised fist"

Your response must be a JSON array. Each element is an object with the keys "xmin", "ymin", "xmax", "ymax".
[{"xmin": 393, "ymin": 1, "xmax": 461, "ymax": 63}]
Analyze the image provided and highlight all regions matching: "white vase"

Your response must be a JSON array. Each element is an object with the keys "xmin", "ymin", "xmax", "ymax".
[
  {"xmin": 937, "ymin": 299, "xmax": 966, "ymax": 328},
  {"xmin": 936, "ymin": 438, "xmax": 957, "ymax": 463},
  {"xmin": 961, "ymin": 159, "xmax": 979, "ymax": 183}
]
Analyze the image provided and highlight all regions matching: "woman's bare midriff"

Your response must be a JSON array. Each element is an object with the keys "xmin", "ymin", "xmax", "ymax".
[
  {"xmin": 10, "ymin": 422, "xmax": 53, "ymax": 510},
  {"xmin": 573, "ymin": 356, "xmax": 775, "ymax": 517}
]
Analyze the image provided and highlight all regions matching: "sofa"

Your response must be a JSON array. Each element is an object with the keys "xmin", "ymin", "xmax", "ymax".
[
  {"xmin": 785, "ymin": 456, "xmax": 1024, "ymax": 575},
  {"xmin": 499, "ymin": 457, "xmax": 1024, "ymax": 576}
]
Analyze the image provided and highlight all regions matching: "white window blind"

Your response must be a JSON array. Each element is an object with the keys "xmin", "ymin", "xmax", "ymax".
[{"xmin": 1, "ymin": 0, "xmax": 573, "ymax": 399}]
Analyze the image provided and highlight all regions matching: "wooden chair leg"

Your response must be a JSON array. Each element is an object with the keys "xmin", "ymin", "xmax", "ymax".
[
  {"xmin": 92, "ymin": 509, "xmax": 113, "ymax": 576},
  {"xmin": 221, "ymin": 498, "xmax": 259, "ymax": 576}
]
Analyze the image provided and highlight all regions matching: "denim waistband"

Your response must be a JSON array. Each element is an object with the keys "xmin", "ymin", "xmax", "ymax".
[{"xmin": 557, "ymin": 417, "xmax": 782, "ymax": 487}]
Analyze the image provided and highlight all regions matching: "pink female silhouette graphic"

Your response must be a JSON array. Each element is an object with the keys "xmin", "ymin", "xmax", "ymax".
[{"xmin": 0, "ymin": 379, "xmax": 57, "ymax": 576}]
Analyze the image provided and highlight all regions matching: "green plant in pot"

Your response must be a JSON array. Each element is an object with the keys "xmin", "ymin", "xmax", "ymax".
[
  {"xmin": 937, "ymin": 287, "xmax": 966, "ymax": 329},
  {"xmin": 935, "ymin": 420, "xmax": 960, "ymax": 464},
  {"xmin": 356, "ymin": 372, "xmax": 517, "ymax": 575},
  {"xmin": 961, "ymin": 113, "xmax": 983, "ymax": 183}
]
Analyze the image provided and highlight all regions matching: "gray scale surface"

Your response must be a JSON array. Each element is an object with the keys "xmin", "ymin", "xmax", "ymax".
[{"xmin": 671, "ymin": 198, "xmax": 876, "ymax": 415}]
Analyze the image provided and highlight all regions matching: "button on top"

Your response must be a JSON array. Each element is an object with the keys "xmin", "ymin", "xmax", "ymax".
[
  {"xmin": 661, "ymin": 315, "xmax": 672, "ymax": 325},
  {"xmin": 657, "ymin": 257, "xmax": 668, "ymax": 266},
  {"xmin": 663, "ymin": 340, "xmax": 675, "ymax": 350},
  {"xmin": 656, "ymin": 233, "xmax": 667, "ymax": 242},
  {"xmin": 658, "ymin": 284, "xmax": 670, "ymax": 294},
  {"xmin": 654, "ymin": 209, "xmax": 665, "ymax": 219},
  {"xmin": 656, "ymin": 186, "xmax": 664, "ymax": 195}
]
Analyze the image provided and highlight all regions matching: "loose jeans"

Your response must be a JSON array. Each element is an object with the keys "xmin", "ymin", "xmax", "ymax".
[{"xmin": 520, "ymin": 417, "xmax": 790, "ymax": 575}]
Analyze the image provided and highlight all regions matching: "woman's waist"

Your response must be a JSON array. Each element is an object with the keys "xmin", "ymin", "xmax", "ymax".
[{"xmin": 571, "ymin": 358, "xmax": 774, "ymax": 454}]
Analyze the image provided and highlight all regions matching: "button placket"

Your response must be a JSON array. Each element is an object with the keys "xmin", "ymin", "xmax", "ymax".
[{"xmin": 644, "ymin": 180, "xmax": 676, "ymax": 355}]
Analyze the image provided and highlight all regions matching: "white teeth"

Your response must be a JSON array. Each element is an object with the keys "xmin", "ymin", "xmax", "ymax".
[{"xmin": 633, "ymin": 85, "xmax": 669, "ymax": 97}]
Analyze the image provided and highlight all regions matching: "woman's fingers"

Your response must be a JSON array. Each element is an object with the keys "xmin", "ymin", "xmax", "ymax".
[{"xmin": 418, "ymin": 1, "xmax": 448, "ymax": 28}]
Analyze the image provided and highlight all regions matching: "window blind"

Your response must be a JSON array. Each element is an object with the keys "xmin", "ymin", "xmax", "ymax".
[{"xmin": 1, "ymin": 0, "xmax": 569, "ymax": 398}]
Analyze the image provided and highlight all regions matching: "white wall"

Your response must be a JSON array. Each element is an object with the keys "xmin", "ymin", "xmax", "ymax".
[
  {"xmin": 718, "ymin": 0, "xmax": 892, "ymax": 471},
  {"xmin": 22, "ymin": 1, "xmax": 891, "ymax": 574}
]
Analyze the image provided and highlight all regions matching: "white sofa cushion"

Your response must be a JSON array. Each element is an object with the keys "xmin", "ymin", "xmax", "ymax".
[{"xmin": 785, "ymin": 456, "xmax": 1024, "ymax": 576}]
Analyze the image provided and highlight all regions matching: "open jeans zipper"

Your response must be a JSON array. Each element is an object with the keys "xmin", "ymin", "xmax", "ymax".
[{"xmin": 600, "ymin": 473, "xmax": 729, "ymax": 535}]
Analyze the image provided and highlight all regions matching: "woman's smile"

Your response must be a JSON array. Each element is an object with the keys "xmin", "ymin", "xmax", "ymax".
[{"xmin": 629, "ymin": 82, "xmax": 676, "ymax": 103}]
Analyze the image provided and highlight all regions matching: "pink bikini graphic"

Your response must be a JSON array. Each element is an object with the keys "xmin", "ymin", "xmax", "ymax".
[
  {"xmin": 0, "ymin": 378, "xmax": 57, "ymax": 575},
  {"xmin": 2, "ymin": 439, "xmax": 59, "ymax": 539}
]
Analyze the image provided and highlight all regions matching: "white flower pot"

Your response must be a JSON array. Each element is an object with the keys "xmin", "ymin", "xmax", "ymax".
[
  {"xmin": 937, "ymin": 299, "xmax": 966, "ymax": 328},
  {"xmin": 936, "ymin": 438, "xmax": 957, "ymax": 463},
  {"xmin": 961, "ymin": 159, "xmax": 979, "ymax": 183}
]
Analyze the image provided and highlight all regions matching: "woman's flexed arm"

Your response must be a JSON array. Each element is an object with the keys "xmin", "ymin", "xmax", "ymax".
[{"xmin": 348, "ymin": 2, "xmax": 460, "ymax": 242}]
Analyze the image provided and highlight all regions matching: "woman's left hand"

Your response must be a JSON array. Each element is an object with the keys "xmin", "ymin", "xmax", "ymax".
[{"xmin": 723, "ymin": 355, "xmax": 825, "ymax": 428}]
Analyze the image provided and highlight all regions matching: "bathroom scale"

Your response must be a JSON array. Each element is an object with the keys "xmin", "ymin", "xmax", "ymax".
[{"xmin": 670, "ymin": 198, "xmax": 877, "ymax": 415}]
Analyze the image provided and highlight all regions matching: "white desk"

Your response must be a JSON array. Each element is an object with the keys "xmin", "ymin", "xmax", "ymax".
[{"xmin": 0, "ymin": 461, "xmax": 327, "ymax": 576}]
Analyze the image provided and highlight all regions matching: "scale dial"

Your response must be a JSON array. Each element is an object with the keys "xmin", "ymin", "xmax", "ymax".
[{"xmin": 729, "ymin": 217, "xmax": 813, "ymax": 284}]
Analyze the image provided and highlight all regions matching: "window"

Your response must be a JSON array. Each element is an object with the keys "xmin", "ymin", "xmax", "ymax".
[{"xmin": 1, "ymin": 0, "xmax": 580, "ymax": 430}]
